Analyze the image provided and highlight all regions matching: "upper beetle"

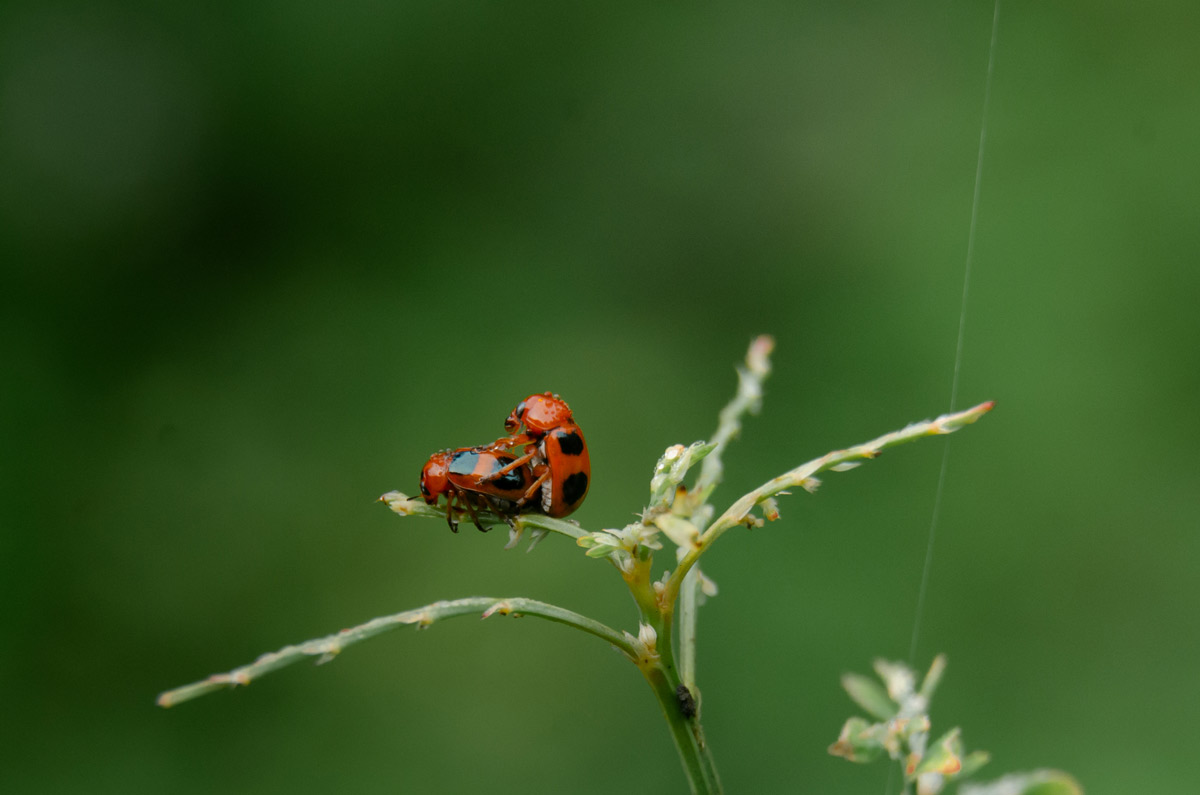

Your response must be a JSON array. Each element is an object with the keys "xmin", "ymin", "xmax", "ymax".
[{"xmin": 487, "ymin": 392, "xmax": 590, "ymax": 518}]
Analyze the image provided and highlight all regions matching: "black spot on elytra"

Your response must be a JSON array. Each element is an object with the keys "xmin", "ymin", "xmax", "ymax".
[
  {"xmin": 450, "ymin": 450, "xmax": 526, "ymax": 490},
  {"xmin": 562, "ymin": 471, "xmax": 588, "ymax": 505},
  {"xmin": 493, "ymin": 466, "xmax": 525, "ymax": 490},
  {"xmin": 554, "ymin": 429, "xmax": 584, "ymax": 456}
]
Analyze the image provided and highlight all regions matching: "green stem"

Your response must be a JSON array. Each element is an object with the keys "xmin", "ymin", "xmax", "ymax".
[
  {"xmin": 157, "ymin": 597, "xmax": 635, "ymax": 707},
  {"xmin": 377, "ymin": 493, "xmax": 589, "ymax": 541},
  {"xmin": 693, "ymin": 335, "xmax": 774, "ymax": 504},
  {"xmin": 663, "ymin": 400, "xmax": 995, "ymax": 607},
  {"xmin": 623, "ymin": 553, "xmax": 661, "ymax": 619},
  {"xmin": 678, "ymin": 566, "xmax": 700, "ymax": 690},
  {"xmin": 512, "ymin": 513, "xmax": 591, "ymax": 541},
  {"xmin": 640, "ymin": 661, "xmax": 722, "ymax": 795},
  {"xmin": 619, "ymin": 551, "xmax": 720, "ymax": 794},
  {"xmin": 378, "ymin": 490, "xmax": 724, "ymax": 792}
]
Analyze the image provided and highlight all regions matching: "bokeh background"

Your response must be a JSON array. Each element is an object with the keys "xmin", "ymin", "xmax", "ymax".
[{"xmin": 3, "ymin": 1, "xmax": 1197, "ymax": 793}]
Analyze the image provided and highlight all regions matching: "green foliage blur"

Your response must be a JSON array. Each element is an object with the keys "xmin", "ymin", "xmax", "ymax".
[{"xmin": 3, "ymin": 2, "xmax": 1198, "ymax": 793}]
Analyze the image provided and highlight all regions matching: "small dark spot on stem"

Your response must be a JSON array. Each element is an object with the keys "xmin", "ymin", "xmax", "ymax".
[{"xmin": 676, "ymin": 684, "xmax": 697, "ymax": 719}]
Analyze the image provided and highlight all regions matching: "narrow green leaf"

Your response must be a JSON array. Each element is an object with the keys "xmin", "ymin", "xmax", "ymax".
[
  {"xmin": 919, "ymin": 653, "xmax": 947, "ymax": 701},
  {"xmin": 874, "ymin": 659, "xmax": 917, "ymax": 702},
  {"xmin": 960, "ymin": 749, "xmax": 991, "ymax": 779},
  {"xmin": 841, "ymin": 672, "xmax": 898, "ymax": 720}
]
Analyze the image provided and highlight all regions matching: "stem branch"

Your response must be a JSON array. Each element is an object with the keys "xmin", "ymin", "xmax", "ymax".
[
  {"xmin": 664, "ymin": 400, "xmax": 995, "ymax": 607},
  {"xmin": 378, "ymin": 494, "xmax": 589, "ymax": 541},
  {"xmin": 158, "ymin": 597, "xmax": 634, "ymax": 708}
]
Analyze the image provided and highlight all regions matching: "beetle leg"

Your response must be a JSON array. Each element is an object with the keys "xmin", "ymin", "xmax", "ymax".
[
  {"xmin": 516, "ymin": 467, "xmax": 551, "ymax": 507},
  {"xmin": 484, "ymin": 433, "xmax": 532, "ymax": 453},
  {"xmin": 444, "ymin": 493, "xmax": 460, "ymax": 533},
  {"xmin": 460, "ymin": 493, "xmax": 488, "ymax": 532},
  {"xmin": 481, "ymin": 494, "xmax": 519, "ymax": 526},
  {"xmin": 481, "ymin": 450, "xmax": 537, "ymax": 480}
]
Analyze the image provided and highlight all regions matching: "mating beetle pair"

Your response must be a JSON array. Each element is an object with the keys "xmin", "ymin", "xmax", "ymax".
[{"xmin": 418, "ymin": 393, "xmax": 591, "ymax": 532}]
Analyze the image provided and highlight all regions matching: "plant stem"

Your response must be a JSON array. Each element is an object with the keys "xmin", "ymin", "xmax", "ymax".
[
  {"xmin": 663, "ymin": 400, "xmax": 995, "ymax": 608},
  {"xmin": 377, "ymin": 493, "xmax": 589, "ymax": 541},
  {"xmin": 669, "ymin": 333, "xmax": 773, "ymax": 738},
  {"xmin": 640, "ymin": 660, "xmax": 722, "ymax": 795},
  {"xmin": 157, "ymin": 597, "xmax": 635, "ymax": 707},
  {"xmin": 618, "ymin": 551, "xmax": 720, "ymax": 793},
  {"xmin": 692, "ymin": 335, "xmax": 774, "ymax": 504},
  {"xmin": 678, "ymin": 566, "xmax": 700, "ymax": 690},
  {"xmin": 623, "ymin": 553, "xmax": 661, "ymax": 619}
]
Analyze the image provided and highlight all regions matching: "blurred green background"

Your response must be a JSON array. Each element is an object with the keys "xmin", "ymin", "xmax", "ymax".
[{"xmin": 3, "ymin": 1, "xmax": 1197, "ymax": 792}]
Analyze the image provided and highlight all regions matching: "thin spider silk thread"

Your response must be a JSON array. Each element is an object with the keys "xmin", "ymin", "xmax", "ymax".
[
  {"xmin": 885, "ymin": 2, "xmax": 1000, "ymax": 793},
  {"xmin": 907, "ymin": 0, "xmax": 1001, "ymax": 669}
]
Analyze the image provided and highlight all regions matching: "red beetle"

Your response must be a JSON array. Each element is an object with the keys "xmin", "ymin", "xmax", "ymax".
[
  {"xmin": 419, "ymin": 446, "xmax": 538, "ymax": 532},
  {"xmin": 485, "ymin": 392, "xmax": 590, "ymax": 518}
]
